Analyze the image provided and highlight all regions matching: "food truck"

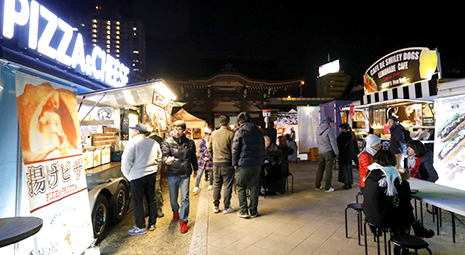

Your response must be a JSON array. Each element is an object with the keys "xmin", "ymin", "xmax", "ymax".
[
  {"xmin": 347, "ymin": 47, "xmax": 440, "ymax": 150},
  {"xmin": 0, "ymin": 0, "xmax": 176, "ymax": 253}
]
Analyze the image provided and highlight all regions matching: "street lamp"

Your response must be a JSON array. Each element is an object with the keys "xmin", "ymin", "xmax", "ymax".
[{"xmin": 300, "ymin": 80, "xmax": 305, "ymax": 98}]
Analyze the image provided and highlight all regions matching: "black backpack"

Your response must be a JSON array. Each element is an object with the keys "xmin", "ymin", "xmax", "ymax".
[{"xmin": 402, "ymin": 126, "xmax": 412, "ymax": 142}]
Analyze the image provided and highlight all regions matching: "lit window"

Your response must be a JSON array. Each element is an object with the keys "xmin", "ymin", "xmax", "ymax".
[
  {"xmin": 132, "ymin": 63, "xmax": 135, "ymax": 66},
  {"xmin": 107, "ymin": 26, "xmax": 110, "ymax": 30},
  {"xmin": 92, "ymin": 24, "xmax": 97, "ymax": 28},
  {"xmin": 92, "ymin": 34, "xmax": 97, "ymax": 38},
  {"xmin": 116, "ymin": 45, "xmax": 120, "ymax": 48},
  {"xmin": 92, "ymin": 29, "xmax": 97, "ymax": 33},
  {"xmin": 134, "ymin": 33, "xmax": 137, "ymax": 36},
  {"xmin": 107, "ymin": 40, "xmax": 110, "ymax": 44},
  {"xmin": 81, "ymin": 23, "xmax": 85, "ymax": 27},
  {"xmin": 106, "ymin": 30, "xmax": 110, "ymax": 34},
  {"xmin": 116, "ymin": 21, "xmax": 120, "ymax": 25},
  {"xmin": 116, "ymin": 36, "xmax": 120, "ymax": 39},
  {"xmin": 133, "ymin": 27, "xmax": 137, "ymax": 31},
  {"xmin": 92, "ymin": 43, "xmax": 96, "ymax": 46},
  {"xmin": 116, "ymin": 50, "xmax": 120, "ymax": 53},
  {"xmin": 116, "ymin": 26, "xmax": 120, "ymax": 30},
  {"xmin": 106, "ymin": 49, "xmax": 110, "ymax": 53},
  {"xmin": 107, "ymin": 20, "xmax": 111, "ymax": 24},
  {"xmin": 116, "ymin": 31, "xmax": 120, "ymax": 34},
  {"xmin": 133, "ymin": 51, "xmax": 139, "ymax": 54},
  {"xmin": 106, "ymin": 35, "xmax": 110, "ymax": 39},
  {"xmin": 116, "ymin": 41, "xmax": 120, "ymax": 44},
  {"xmin": 133, "ymin": 68, "xmax": 139, "ymax": 71},
  {"xmin": 92, "ymin": 19, "xmax": 97, "ymax": 23},
  {"xmin": 116, "ymin": 54, "xmax": 120, "ymax": 57},
  {"xmin": 107, "ymin": 45, "xmax": 110, "ymax": 48}
]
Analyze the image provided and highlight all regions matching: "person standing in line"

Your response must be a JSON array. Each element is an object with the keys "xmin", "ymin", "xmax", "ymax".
[
  {"xmin": 193, "ymin": 128, "xmax": 213, "ymax": 193},
  {"xmin": 148, "ymin": 130, "xmax": 165, "ymax": 218},
  {"xmin": 387, "ymin": 116, "xmax": 407, "ymax": 169},
  {"xmin": 337, "ymin": 123, "xmax": 359, "ymax": 189},
  {"xmin": 162, "ymin": 120, "xmax": 198, "ymax": 234},
  {"xmin": 358, "ymin": 134, "xmax": 381, "ymax": 193},
  {"xmin": 209, "ymin": 115, "xmax": 236, "ymax": 214},
  {"xmin": 315, "ymin": 116, "xmax": 339, "ymax": 192},
  {"xmin": 285, "ymin": 134, "xmax": 298, "ymax": 163},
  {"xmin": 232, "ymin": 112, "xmax": 265, "ymax": 218},
  {"xmin": 121, "ymin": 123, "xmax": 162, "ymax": 235}
]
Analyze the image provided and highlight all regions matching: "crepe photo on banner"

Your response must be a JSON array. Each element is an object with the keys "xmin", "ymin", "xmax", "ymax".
[
  {"xmin": 15, "ymin": 73, "xmax": 93, "ymax": 255},
  {"xmin": 434, "ymin": 94, "xmax": 465, "ymax": 191}
]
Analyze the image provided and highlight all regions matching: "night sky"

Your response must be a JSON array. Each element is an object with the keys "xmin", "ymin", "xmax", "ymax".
[{"xmin": 32, "ymin": 1, "xmax": 465, "ymax": 96}]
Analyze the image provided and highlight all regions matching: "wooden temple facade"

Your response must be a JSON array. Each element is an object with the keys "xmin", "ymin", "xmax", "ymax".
[{"xmin": 166, "ymin": 65, "xmax": 303, "ymax": 126}]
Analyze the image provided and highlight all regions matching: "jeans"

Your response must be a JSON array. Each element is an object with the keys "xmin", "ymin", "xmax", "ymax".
[
  {"xmin": 235, "ymin": 165, "xmax": 261, "ymax": 215},
  {"xmin": 130, "ymin": 173, "xmax": 157, "ymax": 229},
  {"xmin": 316, "ymin": 151, "xmax": 335, "ymax": 190},
  {"xmin": 195, "ymin": 168, "xmax": 213, "ymax": 187},
  {"xmin": 213, "ymin": 165, "xmax": 235, "ymax": 208},
  {"xmin": 167, "ymin": 175, "xmax": 190, "ymax": 222}
]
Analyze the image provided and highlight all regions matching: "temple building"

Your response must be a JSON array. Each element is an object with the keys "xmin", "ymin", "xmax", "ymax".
[{"xmin": 167, "ymin": 64, "xmax": 303, "ymax": 126}]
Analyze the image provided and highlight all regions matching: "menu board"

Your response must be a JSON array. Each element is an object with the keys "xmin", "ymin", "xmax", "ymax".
[
  {"xmin": 15, "ymin": 73, "xmax": 93, "ymax": 254},
  {"xmin": 434, "ymin": 94, "xmax": 465, "ymax": 190}
]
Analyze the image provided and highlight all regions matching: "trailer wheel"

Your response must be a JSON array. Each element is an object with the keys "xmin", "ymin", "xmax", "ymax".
[
  {"xmin": 111, "ymin": 182, "xmax": 128, "ymax": 224},
  {"xmin": 92, "ymin": 194, "xmax": 109, "ymax": 242}
]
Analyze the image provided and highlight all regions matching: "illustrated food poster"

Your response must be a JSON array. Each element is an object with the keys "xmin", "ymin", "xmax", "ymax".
[
  {"xmin": 15, "ymin": 73, "xmax": 93, "ymax": 254},
  {"xmin": 297, "ymin": 106, "xmax": 320, "ymax": 154},
  {"xmin": 277, "ymin": 111, "xmax": 298, "ymax": 140},
  {"xmin": 434, "ymin": 94, "xmax": 465, "ymax": 191}
]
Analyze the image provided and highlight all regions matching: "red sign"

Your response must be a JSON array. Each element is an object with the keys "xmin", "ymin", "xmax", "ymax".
[
  {"xmin": 153, "ymin": 92, "xmax": 173, "ymax": 111},
  {"xmin": 349, "ymin": 105, "xmax": 355, "ymax": 119}
]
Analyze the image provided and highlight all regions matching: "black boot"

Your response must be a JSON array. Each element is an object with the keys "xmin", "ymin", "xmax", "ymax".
[{"xmin": 412, "ymin": 221, "xmax": 434, "ymax": 238}]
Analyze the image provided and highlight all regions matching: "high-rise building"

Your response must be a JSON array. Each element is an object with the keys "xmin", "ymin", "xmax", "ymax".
[
  {"xmin": 70, "ymin": 8, "xmax": 146, "ymax": 83},
  {"xmin": 316, "ymin": 72, "xmax": 352, "ymax": 98}
]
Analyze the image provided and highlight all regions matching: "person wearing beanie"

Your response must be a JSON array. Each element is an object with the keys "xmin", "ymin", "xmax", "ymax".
[
  {"xmin": 315, "ymin": 116, "xmax": 339, "ymax": 192},
  {"xmin": 387, "ymin": 115, "xmax": 408, "ymax": 168},
  {"xmin": 162, "ymin": 120, "xmax": 198, "ymax": 234},
  {"xmin": 209, "ymin": 115, "xmax": 236, "ymax": 214},
  {"xmin": 358, "ymin": 134, "xmax": 381, "ymax": 192}
]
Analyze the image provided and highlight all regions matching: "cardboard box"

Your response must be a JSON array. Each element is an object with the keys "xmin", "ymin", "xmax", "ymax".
[
  {"xmin": 93, "ymin": 149, "xmax": 101, "ymax": 167},
  {"xmin": 101, "ymin": 147, "xmax": 111, "ymax": 164},
  {"xmin": 83, "ymin": 151, "xmax": 93, "ymax": 169}
]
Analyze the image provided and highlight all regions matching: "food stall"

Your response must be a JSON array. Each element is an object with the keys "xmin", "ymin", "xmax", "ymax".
[{"xmin": 354, "ymin": 47, "xmax": 440, "ymax": 150}]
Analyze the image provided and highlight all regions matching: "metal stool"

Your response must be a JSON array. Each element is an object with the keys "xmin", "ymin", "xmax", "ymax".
[
  {"xmin": 389, "ymin": 234, "xmax": 432, "ymax": 255},
  {"xmin": 345, "ymin": 203, "xmax": 363, "ymax": 245},
  {"xmin": 364, "ymin": 220, "xmax": 389, "ymax": 255},
  {"xmin": 286, "ymin": 173, "xmax": 294, "ymax": 193}
]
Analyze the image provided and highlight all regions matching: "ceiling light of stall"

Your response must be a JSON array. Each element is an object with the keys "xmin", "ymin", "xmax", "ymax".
[
  {"xmin": 122, "ymin": 90, "xmax": 136, "ymax": 105},
  {"xmin": 155, "ymin": 81, "xmax": 177, "ymax": 100}
]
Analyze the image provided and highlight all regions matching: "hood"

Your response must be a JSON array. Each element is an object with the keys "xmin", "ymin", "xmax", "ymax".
[
  {"xmin": 238, "ymin": 122, "xmax": 260, "ymax": 132},
  {"xmin": 319, "ymin": 124, "xmax": 331, "ymax": 135}
]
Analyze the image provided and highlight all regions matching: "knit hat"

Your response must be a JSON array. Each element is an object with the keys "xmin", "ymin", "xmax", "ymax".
[
  {"xmin": 388, "ymin": 115, "xmax": 398, "ymax": 122},
  {"xmin": 366, "ymin": 134, "xmax": 381, "ymax": 148},
  {"xmin": 321, "ymin": 116, "xmax": 334, "ymax": 124}
]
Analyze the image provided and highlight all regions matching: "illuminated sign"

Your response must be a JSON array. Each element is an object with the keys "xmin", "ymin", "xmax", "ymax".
[
  {"xmin": 363, "ymin": 47, "xmax": 438, "ymax": 94},
  {"xmin": 2, "ymin": 0, "xmax": 130, "ymax": 87},
  {"xmin": 318, "ymin": 59, "xmax": 340, "ymax": 77}
]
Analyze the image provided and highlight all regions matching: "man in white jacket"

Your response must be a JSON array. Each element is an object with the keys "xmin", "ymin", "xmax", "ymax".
[{"xmin": 122, "ymin": 123, "xmax": 162, "ymax": 235}]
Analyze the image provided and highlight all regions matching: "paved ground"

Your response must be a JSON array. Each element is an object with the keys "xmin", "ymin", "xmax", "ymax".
[{"xmin": 97, "ymin": 160, "xmax": 465, "ymax": 254}]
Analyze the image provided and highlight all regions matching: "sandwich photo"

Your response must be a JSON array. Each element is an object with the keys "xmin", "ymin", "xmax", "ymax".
[
  {"xmin": 363, "ymin": 74, "xmax": 377, "ymax": 93},
  {"xmin": 438, "ymin": 130, "xmax": 465, "ymax": 163},
  {"xmin": 437, "ymin": 113, "xmax": 465, "ymax": 142}
]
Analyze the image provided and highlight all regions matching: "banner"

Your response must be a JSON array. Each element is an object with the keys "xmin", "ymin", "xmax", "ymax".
[
  {"xmin": 297, "ymin": 106, "xmax": 320, "ymax": 154},
  {"xmin": 15, "ymin": 73, "xmax": 93, "ymax": 255},
  {"xmin": 364, "ymin": 47, "xmax": 438, "ymax": 94},
  {"xmin": 434, "ymin": 94, "xmax": 465, "ymax": 191}
]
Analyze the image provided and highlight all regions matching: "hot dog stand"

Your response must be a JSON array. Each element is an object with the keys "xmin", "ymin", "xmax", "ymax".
[{"xmin": 343, "ymin": 47, "xmax": 441, "ymax": 150}]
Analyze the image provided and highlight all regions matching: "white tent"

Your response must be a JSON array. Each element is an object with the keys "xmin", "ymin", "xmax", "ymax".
[{"xmin": 172, "ymin": 108, "xmax": 207, "ymax": 129}]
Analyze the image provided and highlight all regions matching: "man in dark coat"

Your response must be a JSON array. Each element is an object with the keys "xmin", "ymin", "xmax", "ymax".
[
  {"xmin": 232, "ymin": 112, "xmax": 265, "ymax": 218},
  {"xmin": 162, "ymin": 120, "xmax": 198, "ymax": 234},
  {"xmin": 387, "ymin": 116, "xmax": 407, "ymax": 169}
]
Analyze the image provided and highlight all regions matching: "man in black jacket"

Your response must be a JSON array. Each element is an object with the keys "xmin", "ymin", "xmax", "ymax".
[
  {"xmin": 162, "ymin": 120, "xmax": 198, "ymax": 234},
  {"xmin": 387, "ymin": 116, "xmax": 407, "ymax": 169},
  {"xmin": 232, "ymin": 112, "xmax": 265, "ymax": 218}
]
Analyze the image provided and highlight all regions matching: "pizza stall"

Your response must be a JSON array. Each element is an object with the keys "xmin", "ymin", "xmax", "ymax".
[
  {"xmin": 0, "ymin": 0, "xmax": 176, "ymax": 253},
  {"xmin": 348, "ymin": 47, "xmax": 440, "ymax": 150}
]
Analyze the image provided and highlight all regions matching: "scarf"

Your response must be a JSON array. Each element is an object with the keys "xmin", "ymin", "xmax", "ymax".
[
  {"xmin": 367, "ymin": 163, "xmax": 401, "ymax": 196},
  {"xmin": 406, "ymin": 155, "xmax": 421, "ymax": 178},
  {"xmin": 358, "ymin": 146, "xmax": 377, "ymax": 158}
]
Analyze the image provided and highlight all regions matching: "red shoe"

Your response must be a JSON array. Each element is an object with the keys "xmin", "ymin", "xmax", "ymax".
[
  {"xmin": 172, "ymin": 212, "xmax": 179, "ymax": 221},
  {"xmin": 180, "ymin": 220, "xmax": 188, "ymax": 234}
]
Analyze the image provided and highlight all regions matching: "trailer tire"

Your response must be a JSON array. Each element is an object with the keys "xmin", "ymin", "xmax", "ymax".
[
  {"xmin": 92, "ymin": 194, "xmax": 109, "ymax": 243},
  {"xmin": 111, "ymin": 182, "xmax": 128, "ymax": 224}
]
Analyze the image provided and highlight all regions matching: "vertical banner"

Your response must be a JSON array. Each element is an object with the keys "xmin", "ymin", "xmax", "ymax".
[
  {"xmin": 297, "ymin": 106, "xmax": 320, "ymax": 153},
  {"xmin": 434, "ymin": 95, "xmax": 465, "ymax": 191},
  {"xmin": 15, "ymin": 73, "xmax": 93, "ymax": 254}
]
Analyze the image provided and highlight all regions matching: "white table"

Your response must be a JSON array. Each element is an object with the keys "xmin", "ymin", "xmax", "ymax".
[{"xmin": 409, "ymin": 178, "xmax": 465, "ymax": 243}]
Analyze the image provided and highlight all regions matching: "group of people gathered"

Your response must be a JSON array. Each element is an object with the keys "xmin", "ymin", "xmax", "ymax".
[
  {"xmin": 316, "ymin": 115, "xmax": 439, "ymax": 253},
  {"xmin": 122, "ymin": 112, "xmax": 297, "ymax": 236}
]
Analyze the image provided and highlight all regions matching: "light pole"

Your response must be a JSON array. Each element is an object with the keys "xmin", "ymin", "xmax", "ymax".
[{"xmin": 300, "ymin": 80, "xmax": 305, "ymax": 98}]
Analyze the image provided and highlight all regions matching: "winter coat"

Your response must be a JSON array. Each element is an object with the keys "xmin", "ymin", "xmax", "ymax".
[
  {"xmin": 198, "ymin": 138, "xmax": 213, "ymax": 171},
  {"xmin": 317, "ymin": 124, "xmax": 339, "ymax": 156},
  {"xmin": 286, "ymin": 140, "xmax": 298, "ymax": 161},
  {"xmin": 232, "ymin": 122, "xmax": 265, "ymax": 167},
  {"xmin": 121, "ymin": 134, "xmax": 162, "ymax": 181},
  {"xmin": 337, "ymin": 131, "xmax": 359, "ymax": 165},
  {"xmin": 358, "ymin": 152, "xmax": 373, "ymax": 188},
  {"xmin": 363, "ymin": 169, "xmax": 413, "ymax": 228},
  {"xmin": 404, "ymin": 151, "xmax": 438, "ymax": 182},
  {"xmin": 389, "ymin": 124, "xmax": 407, "ymax": 155},
  {"xmin": 162, "ymin": 134, "xmax": 198, "ymax": 176}
]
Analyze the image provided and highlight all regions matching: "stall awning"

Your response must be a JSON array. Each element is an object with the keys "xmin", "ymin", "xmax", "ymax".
[
  {"xmin": 77, "ymin": 79, "xmax": 177, "ymax": 109},
  {"xmin": 362, "ymin": 79, "xmax": 437, "ymax": 105}
]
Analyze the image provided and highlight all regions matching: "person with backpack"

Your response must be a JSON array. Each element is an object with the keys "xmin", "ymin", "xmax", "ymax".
[{"xmin": 387, "ymin": 116, "xmax": 408, "ymax": 169}]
